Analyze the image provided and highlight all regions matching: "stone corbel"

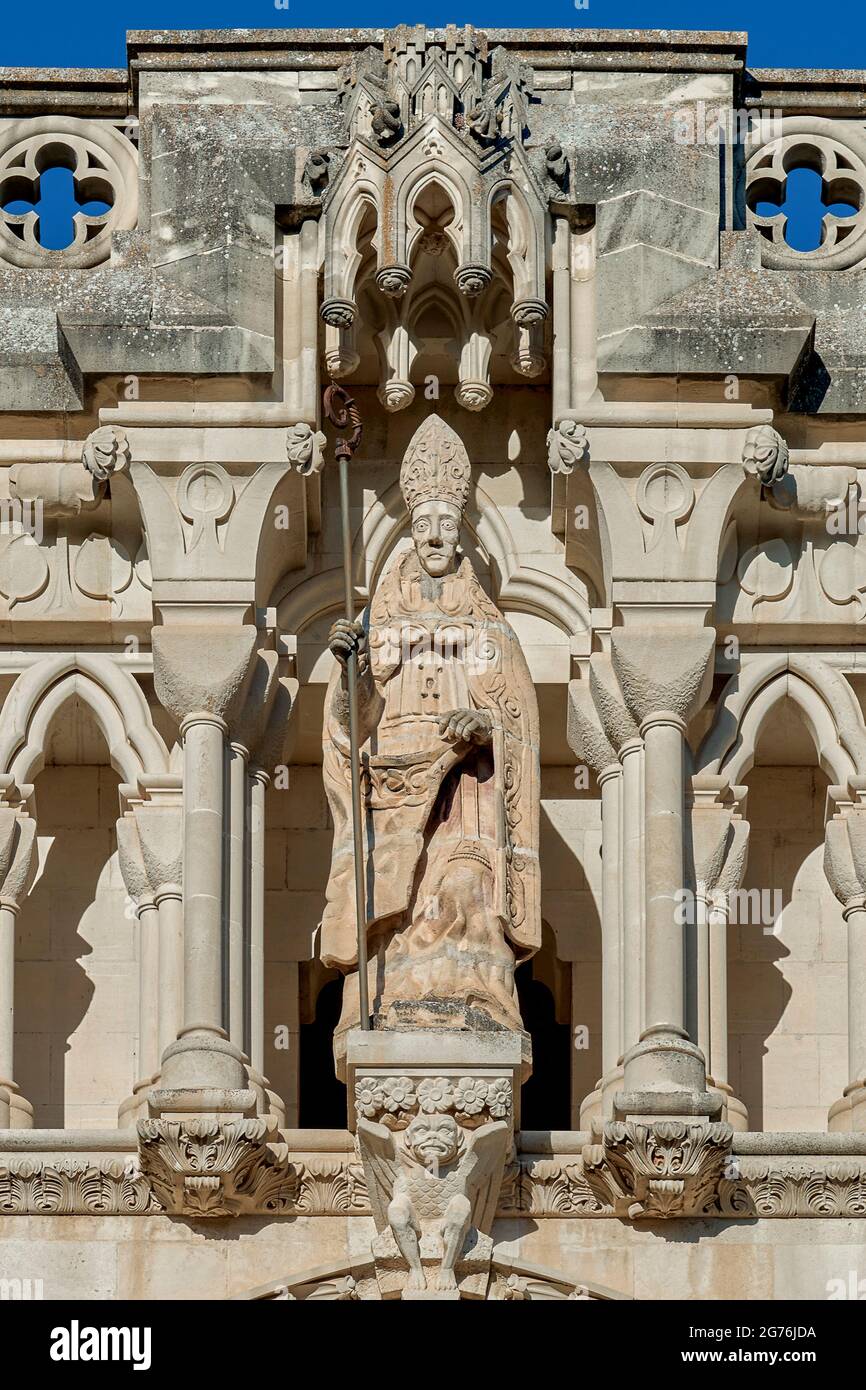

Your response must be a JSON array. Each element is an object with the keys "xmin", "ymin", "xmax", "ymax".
[
  {"xmin": 348, "ymin": 1031, "xmax": 522, "ymax": 1300},
  {"xmin": 742, "ymin": 421, "xmax": 861, "ymax": 524},
  {"xmin": 137, "ymin": 1116, "xmax": 299, "ymax": 1217},
  {"xmin": 767, "ymin": 463, "xmax": 859, "ymax": 523},
  {"xmin": 8, "ymin": 427, "xmax": 129, "ymax": 519},
  {"xmin": 510, "ymin": 311, "xmax": 546, "ymax": 379},
  {"xmin": 582, "ymin": 1119, "xmax": 733, "ymax": 1219}
]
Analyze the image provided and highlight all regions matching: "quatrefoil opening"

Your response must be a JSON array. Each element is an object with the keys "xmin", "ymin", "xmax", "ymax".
[
  {"xmin": 0, "ymin": 117, "xmax": 138, "ymax": 269},
  {"xmin": 746, "ymin": 119, "xmax": 866, "ymax": 270}
]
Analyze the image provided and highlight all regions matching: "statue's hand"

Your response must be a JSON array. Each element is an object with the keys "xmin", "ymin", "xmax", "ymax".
[
  {"xmin": 328, "ymin": 617, "xmax": 368, "ymax": 671},
  {"xmin": 439, "ymin": 708, "xmax": 493, "ymax": 745}
]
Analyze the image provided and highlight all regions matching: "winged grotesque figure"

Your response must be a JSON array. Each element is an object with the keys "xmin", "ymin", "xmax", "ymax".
[{"xmin": 358, "ymin": 1111, "xmax": 509, "ymax": 1293}]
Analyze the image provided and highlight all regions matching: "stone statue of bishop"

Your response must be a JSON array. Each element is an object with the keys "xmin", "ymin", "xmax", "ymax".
[{"xmin": 321, "ymin": 415, "xmax": 540, "ymax": 1066}]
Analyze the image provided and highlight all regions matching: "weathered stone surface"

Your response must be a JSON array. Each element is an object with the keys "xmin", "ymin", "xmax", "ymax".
[{"xmin": 0, "ymin": 23, "xmax": 865, "ymax": 1305}]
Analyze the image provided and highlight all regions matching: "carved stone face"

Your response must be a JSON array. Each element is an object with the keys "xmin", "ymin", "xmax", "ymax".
[
  {"xmin": 411, "ymin": 499, "xmax": 461, "ymax": 577},
  {"xmin": 405, "ymin": 1113, "xmax": 461, "ymax": 1166}
]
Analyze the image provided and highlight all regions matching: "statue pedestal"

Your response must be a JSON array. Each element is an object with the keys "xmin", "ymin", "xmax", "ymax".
[
  {"xmin": 347, "ymin": 1028, "xmax": 528, "ymax": 1300},
  {"xmin": 346, "ymin": 1027, "xmax": 531, "ymax": 1130}
]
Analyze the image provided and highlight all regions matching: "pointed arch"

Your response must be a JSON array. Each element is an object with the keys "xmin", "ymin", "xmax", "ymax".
[
  {"xmin": 0, "ymin": 653, "xmax": 170, "ymax": 786},
  {"xmin": 275, "ymin": 470, "xmax": 589, "ymax": 642},
  {"xmin": 696, "ymin": 654, "xmax": 866, "ymax": 785}
]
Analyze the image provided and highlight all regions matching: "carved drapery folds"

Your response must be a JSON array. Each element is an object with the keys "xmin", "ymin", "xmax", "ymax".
[{"xmin": 320, "ymin": 26, "xmax": 548, "ymax": 409}]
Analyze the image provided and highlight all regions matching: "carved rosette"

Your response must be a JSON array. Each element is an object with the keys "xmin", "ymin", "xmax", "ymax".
[
  {"xmin": 354, "ymin": 1073, "xmax": 512, "ymax": 1129},
  {"xmin": 136, "ymin": 1117, "xmax": 301, "ymax": 1218},
  {"xmin": 582, "ymin": 1120, "xmax": 734, "ymax": 1219}
]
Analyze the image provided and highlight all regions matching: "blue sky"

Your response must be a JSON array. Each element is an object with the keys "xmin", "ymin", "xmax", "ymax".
[{"xmin": 1, "ymin": 1, "xmax": 863, "ymax": 71}]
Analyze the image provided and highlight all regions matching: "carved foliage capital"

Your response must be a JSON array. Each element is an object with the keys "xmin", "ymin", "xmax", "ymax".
[
  {"xmin": 582, "ymin": 1120, "xmax": 733, "ymax": 1219},
  {"xmin": 136, "ymin": 1117, "xmax": 301, "ymax": 1218}
]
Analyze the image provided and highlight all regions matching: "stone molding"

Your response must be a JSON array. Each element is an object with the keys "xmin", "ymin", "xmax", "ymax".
[{"xmin": 5, "ymin": 1137, "xmax": 866, "ymax": 1219}]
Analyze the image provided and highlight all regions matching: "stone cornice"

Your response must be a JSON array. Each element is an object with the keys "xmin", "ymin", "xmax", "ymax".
[{"xmin": 4, "ymin": 1136, "xmax": 866, "ymax": 1220}]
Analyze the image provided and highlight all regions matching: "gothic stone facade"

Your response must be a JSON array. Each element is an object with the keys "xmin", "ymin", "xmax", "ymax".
[{"xmin": 0, "ymin": 26, "xmax": 865, "ymax": 1302}]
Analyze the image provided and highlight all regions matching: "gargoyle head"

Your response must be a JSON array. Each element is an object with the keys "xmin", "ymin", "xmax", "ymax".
[{"xmin": 405, "ymin": 1113, "xmax": 463, "ymax": 1168}]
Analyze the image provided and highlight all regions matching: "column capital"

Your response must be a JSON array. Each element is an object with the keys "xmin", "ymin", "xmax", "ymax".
[
  {"xmin": 825, "ymin": 810, "xmax": 866, "ymax": 908},
  {"xmin": 155, "ymin": 625, "xmax": 261, "ymax": 732},
  {"xmin": 611, "ymin": 627, "xmax": 715, "ymax": 727},
  {"xmin": 566, "ymin": 678, "xmax": 617, "ymax": 774},
  {"xmin": 117, "ymin": 778, "xmax": 184, "ymax": 900},
  {"xmin": 0, "ymin": 807, "xmax": 36, "ymax": 911}
]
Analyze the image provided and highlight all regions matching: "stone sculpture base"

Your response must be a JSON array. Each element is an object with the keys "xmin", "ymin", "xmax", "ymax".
[{"xmin": 347, "ymin": 1028, "xmax": 528, "ymax": 1300}]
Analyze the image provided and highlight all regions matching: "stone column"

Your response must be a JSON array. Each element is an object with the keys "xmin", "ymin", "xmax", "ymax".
[
  {"xmin": 242, "ymin": 675, "xmax": 292, "ymax": 1126},
  {"xmin": 0, "ymin": 790, "xmax": 36, "ymax": 1129},
  {"xmin": 247, "ymin": 766, "xmax": 269, "ymax": 1076},
  {"xmin": 155, "ymin": 884, "xmax": 183, "ymax": 1061},
  {"xmin": 825, "ymin": 781, "xmax": 866, "ymax": 1130},
  {"xmin": 688, "ymin": 775, "xmax": 750, "ymax": 1130},
  {"xmin": 145, "ymin": 623, "xmax": 261, "ymax": 1115},
  {"xmin": 153, "ymin": 706, "xmax": 253, "ymax": 1112},
  {"xmin": 619, "ymin": 737, "xmax": 644, "ymax": 1058},
  {"xmin": 641, "ymin": 710, "xmax": 689, "ymax": 1038},
  {"xmin": 137, "ymin": 895, "xmax": 161, "ymax": 1108},
  {"xmin": 567, "ymin": 676, "xmax": 629, "ymax": 1126},
  {"xmin": 227, "ymin": 740, "xmax": 249, "ymax": 1050},
  {"xmin": 597, "ymin": 763, "xmax": 622, "ymax": 1081},
  {"xmin": 611, "ymin": 628, "xmax": 718, "ymax": 1119},
  {"xmin": 116, "ymin": 819, "xmax": 156, "ymax": 1127},
  {"xmin": 117, "ymin": 787, "xmax": 184, "ymax": 1128}
]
